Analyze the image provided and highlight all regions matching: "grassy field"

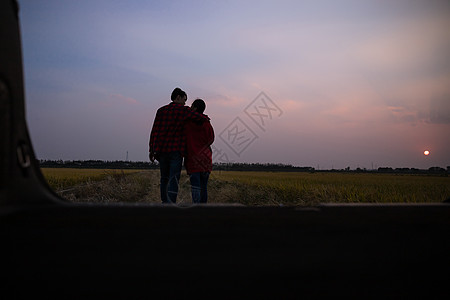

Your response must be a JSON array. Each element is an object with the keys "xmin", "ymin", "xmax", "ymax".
[
  {"xmin": 211, "ymin": 171, "xmax": 450, "ymax": 205},
  {"xmin": 41, "ymin": 168, "xmax": 450, "ymax": 205},
  {"xmin": 41, "ymin": 168, "xmax": 142, "ymax": 191}
]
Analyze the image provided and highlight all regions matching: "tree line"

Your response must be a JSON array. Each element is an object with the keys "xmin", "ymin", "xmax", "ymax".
[{"xmin": 38, "ymin": 159, "xmax": 449, "ymax": 174}]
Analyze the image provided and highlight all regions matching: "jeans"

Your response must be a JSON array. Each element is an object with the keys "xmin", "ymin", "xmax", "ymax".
[
  {"xmin": 158, "ymin": 151, "xmax": 183, "ymax": 204},
  {"xmin": 189, "ymin": 172, "xmax": 210, "ymax": 204}
]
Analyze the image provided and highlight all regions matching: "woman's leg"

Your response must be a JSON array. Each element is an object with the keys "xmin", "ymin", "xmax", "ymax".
[
  {"xmin": 200, "ymin": 172, "xmax": 210, "ymax": 203},
  {"xmin": 189, "ymin": 172, "xmax": 201, "ymax": 204}
]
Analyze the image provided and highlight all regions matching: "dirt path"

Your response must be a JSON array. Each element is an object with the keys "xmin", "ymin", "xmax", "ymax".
[{"xmin": 56, "ymin": 170, "xmax": 244, "ymax": 205}]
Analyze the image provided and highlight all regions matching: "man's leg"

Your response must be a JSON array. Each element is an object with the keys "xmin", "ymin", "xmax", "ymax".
[
  {"xmin": 167, "ymin": 151, "xmax": 183, "ymax": 203},
  {"xmin": 189, "ymin": 172, "xmax": 201, "ymax": 204},
  {"xmin": 199, "ymin": 172, "xmax": 210, "ymax": 203},
  {"xmin": 158, "ymin": 153, "xmax": 170, "ymax": 203}
]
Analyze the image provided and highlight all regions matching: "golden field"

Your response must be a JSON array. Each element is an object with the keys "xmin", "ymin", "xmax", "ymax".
[
  {"xmin": 41, "ymin": 168, "xmax": 141, "ymax": 191},
  {"xmin": 211, "ymin": 171, "xmax": 450, "ymax": 205},
  {"xmin": 41, "ymin": 168, "xmax": 450, "ymax": 205}
]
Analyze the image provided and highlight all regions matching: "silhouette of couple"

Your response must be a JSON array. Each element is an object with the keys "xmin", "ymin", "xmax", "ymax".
[{"xmin": 149, "ymin": 87, "xmax": 214, "ymax": 204}]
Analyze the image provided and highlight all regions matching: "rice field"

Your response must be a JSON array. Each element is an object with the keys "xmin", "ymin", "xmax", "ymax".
[
  {"xmin": 41, "ymin": 168, "xmax": 450, "ymax": 205},
  {"xmin": 41, "ymin": 168, "xmax": 141, "ymax": 191},
  {"xmin": 210, "ymin": 171, "xmax": 450, "ymax": 205}
]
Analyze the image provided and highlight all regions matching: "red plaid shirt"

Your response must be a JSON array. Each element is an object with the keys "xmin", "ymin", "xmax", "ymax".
[{"xmin": 149, "ymin": 102, "xmax": 209, "ymax": 155}]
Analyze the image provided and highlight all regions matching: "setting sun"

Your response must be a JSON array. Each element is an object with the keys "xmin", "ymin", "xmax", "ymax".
[{"xmin": 424, "ymin": 150, "xmax": 430, "ymax": 156}]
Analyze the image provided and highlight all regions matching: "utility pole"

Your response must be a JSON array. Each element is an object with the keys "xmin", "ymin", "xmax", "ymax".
[{"xmin": 126, "ymin": 151, "xmax": 128, "ymax": 161}]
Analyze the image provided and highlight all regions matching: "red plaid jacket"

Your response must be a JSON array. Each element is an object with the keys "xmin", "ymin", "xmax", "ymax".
[
  {"xmin": 149, "ymin": 102, "xmax": 209, "ymax": 155},
  {"xmin": 184, "ymin": 117, "xmax": 214, "ymax": 174}
]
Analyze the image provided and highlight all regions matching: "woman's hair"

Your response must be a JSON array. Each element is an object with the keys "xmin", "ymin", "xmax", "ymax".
[{"xmin": 192, "ymin": 98, "xmax": 206, "ymax": 114}]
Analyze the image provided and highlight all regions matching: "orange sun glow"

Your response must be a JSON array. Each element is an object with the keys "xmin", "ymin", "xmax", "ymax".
[{"xmin": 424, "ymin": 150, "xmax": 430, "ymax": 156}]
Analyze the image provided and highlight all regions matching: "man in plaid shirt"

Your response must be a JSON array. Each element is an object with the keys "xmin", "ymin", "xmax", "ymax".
[{"xmin": 149, "ymin": 87, "xmax": 209, "ymax": 204}]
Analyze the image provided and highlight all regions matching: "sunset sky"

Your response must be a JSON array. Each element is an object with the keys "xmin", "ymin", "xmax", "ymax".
[{"xmin": 19, "ymin": 0, "xmax": 450, "ymax": 169}]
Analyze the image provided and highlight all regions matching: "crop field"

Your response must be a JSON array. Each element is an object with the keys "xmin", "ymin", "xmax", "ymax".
[
  {"xmin": 41, "ymin": 168, "xmax": 142, "ymax": 191},
  {"xmin": 212, "ymin": 171, "xmax": 450, "ymax": 205},
  {"xmin": 41, "ymin": 168, "xmax": 450, "ymax": 205}
]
